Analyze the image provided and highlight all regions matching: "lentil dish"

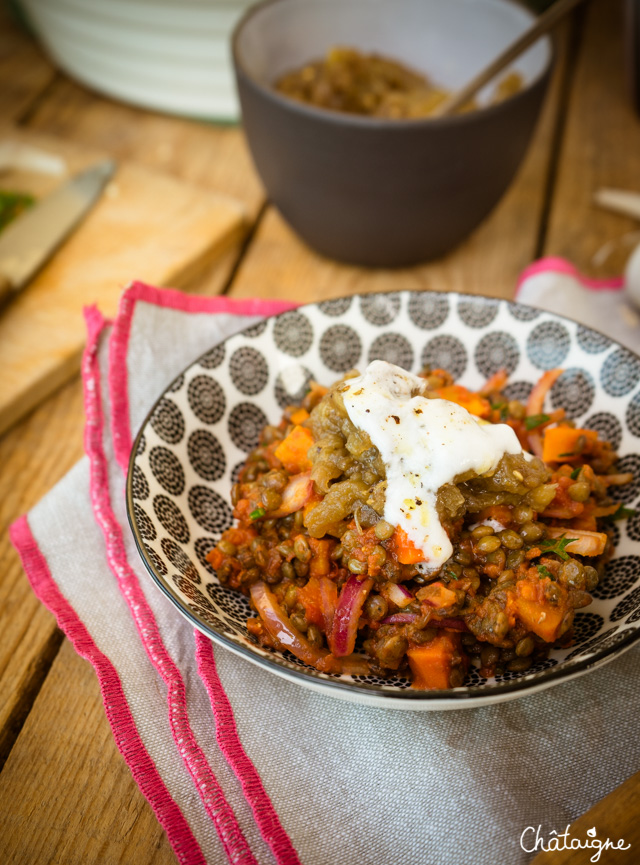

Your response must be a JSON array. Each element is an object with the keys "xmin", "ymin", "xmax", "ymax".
[
  {"xmin": 207, "ymin": 361, "xmax": 632, "ymax": 689},
  {"xmin": 274, "ymin": 46, "xmax": 522, "ymax": 119}
]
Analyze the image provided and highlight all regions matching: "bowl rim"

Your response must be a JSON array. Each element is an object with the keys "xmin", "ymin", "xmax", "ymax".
[
  {"xmin": 231, "ymin": 0, "xmax": 555, "ymax": 131},
  {"xmin": 126, "ymin": 290, "xmax": 640, "ymax": 704}
]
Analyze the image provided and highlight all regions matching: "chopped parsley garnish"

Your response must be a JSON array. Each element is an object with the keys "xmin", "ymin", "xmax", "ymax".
[
  {"xmin": 525, "ymin": 413, "xmax": 550, "ymax": 430},
  {"xmin": 570, "ymin": 467, "xmax": 581, "ymax": 480},
  {"xmin": 249, "ymin": 507, "xmax": 266, "ymax": 521},
  {"xmin": 605, "ymin": 504, "xmax": 637, "ymax": 522},
  {"xmin": 491, "ymin": 401, "xmax": 509, "ymax": 420},
  {"xmin": 558, "ymin": 451, "xmax": 576, "ymax": 458},
  {"xmin": 537, "ymin": 565, "xmax": 553, "ymax": 578},
  {"xmin": 538, "ymin": 535, "xmax": 577, "ymax": 561}
]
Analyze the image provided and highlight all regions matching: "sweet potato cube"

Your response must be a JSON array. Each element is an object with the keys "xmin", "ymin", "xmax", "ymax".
[
  {"xmin": 274, "ymin": 425, "xmax": 314, "ymax": 474},
  {"xmin": 408, "ymin": 633, "xmax": 461, "ymax": 690},
  {"xmin": 514, "ymin": 580, "xmax": 564, "ymax": 642}
]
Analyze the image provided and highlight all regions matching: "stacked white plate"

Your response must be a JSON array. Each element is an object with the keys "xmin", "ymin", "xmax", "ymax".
[{"xmin": 18, "ymin": 0, "xmax": 257, "ymax": 121}]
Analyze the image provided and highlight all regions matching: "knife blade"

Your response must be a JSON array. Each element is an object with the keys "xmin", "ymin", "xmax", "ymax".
[{"xmin": 0, "ymin": 158, "xmax": 116, "ymax": 306}]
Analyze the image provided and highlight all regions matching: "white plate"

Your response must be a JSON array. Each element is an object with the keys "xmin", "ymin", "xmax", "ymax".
[{"xmin": 19, "ymin": 0, "xmax": 255, "ymax": 120}]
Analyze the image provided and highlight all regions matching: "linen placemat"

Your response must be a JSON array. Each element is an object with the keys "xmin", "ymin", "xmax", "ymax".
[
  {"xmin": 516, "ymin": 257, "xmax": 639, "ymax": 352},
  {"xmin": 11, "ymin": 268, "xmax": 640, "ymax": 864}
]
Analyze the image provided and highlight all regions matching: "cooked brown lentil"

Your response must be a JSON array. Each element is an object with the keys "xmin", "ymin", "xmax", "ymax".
[{"xmin": 207, "ymin": 364, "xmax": 630, "ymax": 690}]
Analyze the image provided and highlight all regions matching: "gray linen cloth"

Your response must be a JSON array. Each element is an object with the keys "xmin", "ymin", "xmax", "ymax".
[{"xmin": 15, "ymin": 284, "xmax": 640, "ymax": 865}]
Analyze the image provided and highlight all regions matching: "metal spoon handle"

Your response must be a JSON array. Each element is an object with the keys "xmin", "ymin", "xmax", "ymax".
[{"xmin": 432, "ymin": 0, "xmax": 587, "ymax": 118}]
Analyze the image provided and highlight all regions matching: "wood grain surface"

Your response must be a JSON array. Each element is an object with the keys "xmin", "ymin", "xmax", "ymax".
[
  {"xmin": 1, "ymin": 1, "xmax": 639, "ymax": 863},
  {"xmin": 0, "ymin": 130, "xmax": 246, "ymax": 436},
  {"xmin": 0, "ymin": 5, "xmax": 55, "ymax": 122},
  {"xmin": 23, "ymin": 72, "xmax": 267, "ymax": 300},
  {"xmin": 0, "ymin": 379, "xmax": 84, "ymax": 768},
  {"xmin": 0, "ymin": 640, "xmax": 176, "ymax": 865},
  {"xmin": 542, "ymin": 0, "xmax": 640, "ymax": 275}
]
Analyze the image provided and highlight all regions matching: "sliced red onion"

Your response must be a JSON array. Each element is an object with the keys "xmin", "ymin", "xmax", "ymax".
[
  {"xmin": 250, "ymin": 581, "xmax": 373, "ymax": 675},
  {"xmin": 331, "ymin": 576, "xmax": 373, "ymax": 657},
  {"xmin": 250, "ymin": 581, "xmax": 330, "ymax": 667},
  {"xmin": 387, "ymin": 583, "xmax": 414, "ymax": 608},
  {"xmin": 381, "ymin": 613, "xmax": 418, "ymax": 625},
  {"xmin": 318, "ymin": 576, "xmax": 338, "ymax": 635},
  {"xmin": 429, "ymin": 617, "xmax": 468, "ymax": 632}
]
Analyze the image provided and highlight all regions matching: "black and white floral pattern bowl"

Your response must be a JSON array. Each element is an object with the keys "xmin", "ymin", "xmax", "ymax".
[{"xmin": 126, "ymin": 291, "xmax": 640, "ymax": 710}]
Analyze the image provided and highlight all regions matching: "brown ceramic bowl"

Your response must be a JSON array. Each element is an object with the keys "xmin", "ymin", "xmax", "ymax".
[{"xmin": 232, "ymin": 0, "xmax": 553, "ymax": 267}]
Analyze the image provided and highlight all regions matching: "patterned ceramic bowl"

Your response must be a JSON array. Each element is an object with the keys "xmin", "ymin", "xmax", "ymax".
[{"xmin": 126, "ymin": 292, "xmax": 640, "ymax": 710}]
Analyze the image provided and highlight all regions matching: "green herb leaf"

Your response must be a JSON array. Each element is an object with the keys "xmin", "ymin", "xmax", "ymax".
[
  {"xmin": 491, "ymin": 401, "xmax": 508, "ymax": 420},
  {"xmin": 558, "ymin": 451, "xmax": 576, "ymax": 458},
  {"xmin": 538, "ymin": 535, "xmax": 577, "ymax": 561},
  {"xmin": 249, "ymin": 507, "xmax": 266, "ymax": 521},
  {"xmin": 570, "ymin": 467, "xmax": 581, "ymax": 480},
  {"xmin": 0, "ymin": 190, "xmax": 35, "ymax": 233},
  {"xmin": 525, "ymin": 413, "xmax": 550, "ymax": 430},
  {"xmin": 537, "ymin": 564, "xmax": 552, "ymax": 578},
  {"xmin": 605, "ymin": 504, "xmax": 637, "ymax": 522}
]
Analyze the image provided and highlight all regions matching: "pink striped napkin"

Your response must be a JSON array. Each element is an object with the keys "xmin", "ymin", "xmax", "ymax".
[
  {"xmin": 10, "ymin": 274, "xmax": 640, "ymax": 865},
  {"xmin": 516, "ymin": 257, "xmax": 639, "ymax": 351}
]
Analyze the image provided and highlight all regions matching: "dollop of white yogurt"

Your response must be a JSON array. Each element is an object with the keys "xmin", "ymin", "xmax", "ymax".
[{"xmin": 342, "ymin": 361, "xmax": 525, "ymax": 570}]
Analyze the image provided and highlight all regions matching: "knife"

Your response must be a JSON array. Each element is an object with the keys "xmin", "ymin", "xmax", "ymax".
[{"xmin": 0, "ymin": 158, "xmax": 116, "ymax": 307}]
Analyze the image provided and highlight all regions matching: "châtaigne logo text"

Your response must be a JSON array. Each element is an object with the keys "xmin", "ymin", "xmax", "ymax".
[{"xmin": 520, "ymin": 824, "xmax": 631, "ymax": 862}]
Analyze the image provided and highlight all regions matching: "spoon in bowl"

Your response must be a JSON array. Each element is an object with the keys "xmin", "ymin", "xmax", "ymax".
[{"xmin": 431, "ymin": 0, "xmax": 587, "ymax": 118}]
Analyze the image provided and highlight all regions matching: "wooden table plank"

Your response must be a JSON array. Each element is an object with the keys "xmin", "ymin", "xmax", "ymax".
[
  {"xmin": 24, "ymin": 76, "xmax": 263, "ymax": 214},
  {"xmin": 0, "ymin": 133, "xmax": 247, "ymax": 438},
  {"xmin": 0, "ymin": 379, "xmax": 84, "ymax": 766},
  {"xmin": 0, "ymin": 640, "xmax": 176, "ymax": 865},
  {"xmin": 542, "ymin": 0, "xmax": 640, "ymax": 276},
  {"xmin": 23, "ymin": 76, "xmax": 267, "ymax": 296},
  {"xmin": 0, "ymin": 5, "xmax": 55, "ymax": 121},
  {"xmin": 227, "ymin": 23, "xmax": 571, "ymax": 303}
]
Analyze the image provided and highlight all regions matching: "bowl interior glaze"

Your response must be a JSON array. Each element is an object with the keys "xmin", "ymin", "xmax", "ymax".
[{"xmin": 235, "ymin": 0, "xmax": 551, "ymax": 113}]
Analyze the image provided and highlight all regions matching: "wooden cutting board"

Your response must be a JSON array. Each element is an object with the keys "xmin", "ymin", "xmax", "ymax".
[{"xmin": 0, "ymin": 128, "xmax": 247, "ymax": 437}]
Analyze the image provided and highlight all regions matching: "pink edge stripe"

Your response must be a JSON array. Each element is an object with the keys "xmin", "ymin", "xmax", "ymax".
[
  {"xmin": 516, "ymin": 256, "xmax": 624, "ymax": 292},
  {"xmin": 8, "ymin": 516, "xmax": 207, "ymax": 865},
  {"xmin": 195, "ymin": 634, "xmax": 302, "ymax": 865},
  {"xmin": 82, "ymin": 305, "xmax": 258, "ymax": 865},
  {"xmin": 108, "ymin": 282, "xmax": 302, "ymax": 863},
  {"xmin": 108, "ymin": 281, "xmax": 297, "ymax": 472}
]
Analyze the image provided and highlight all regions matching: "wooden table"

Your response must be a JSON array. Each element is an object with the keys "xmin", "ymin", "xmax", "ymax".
[{"xmin": 1, "ymin": 1, "xmax": 639, "ymax": 862}]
